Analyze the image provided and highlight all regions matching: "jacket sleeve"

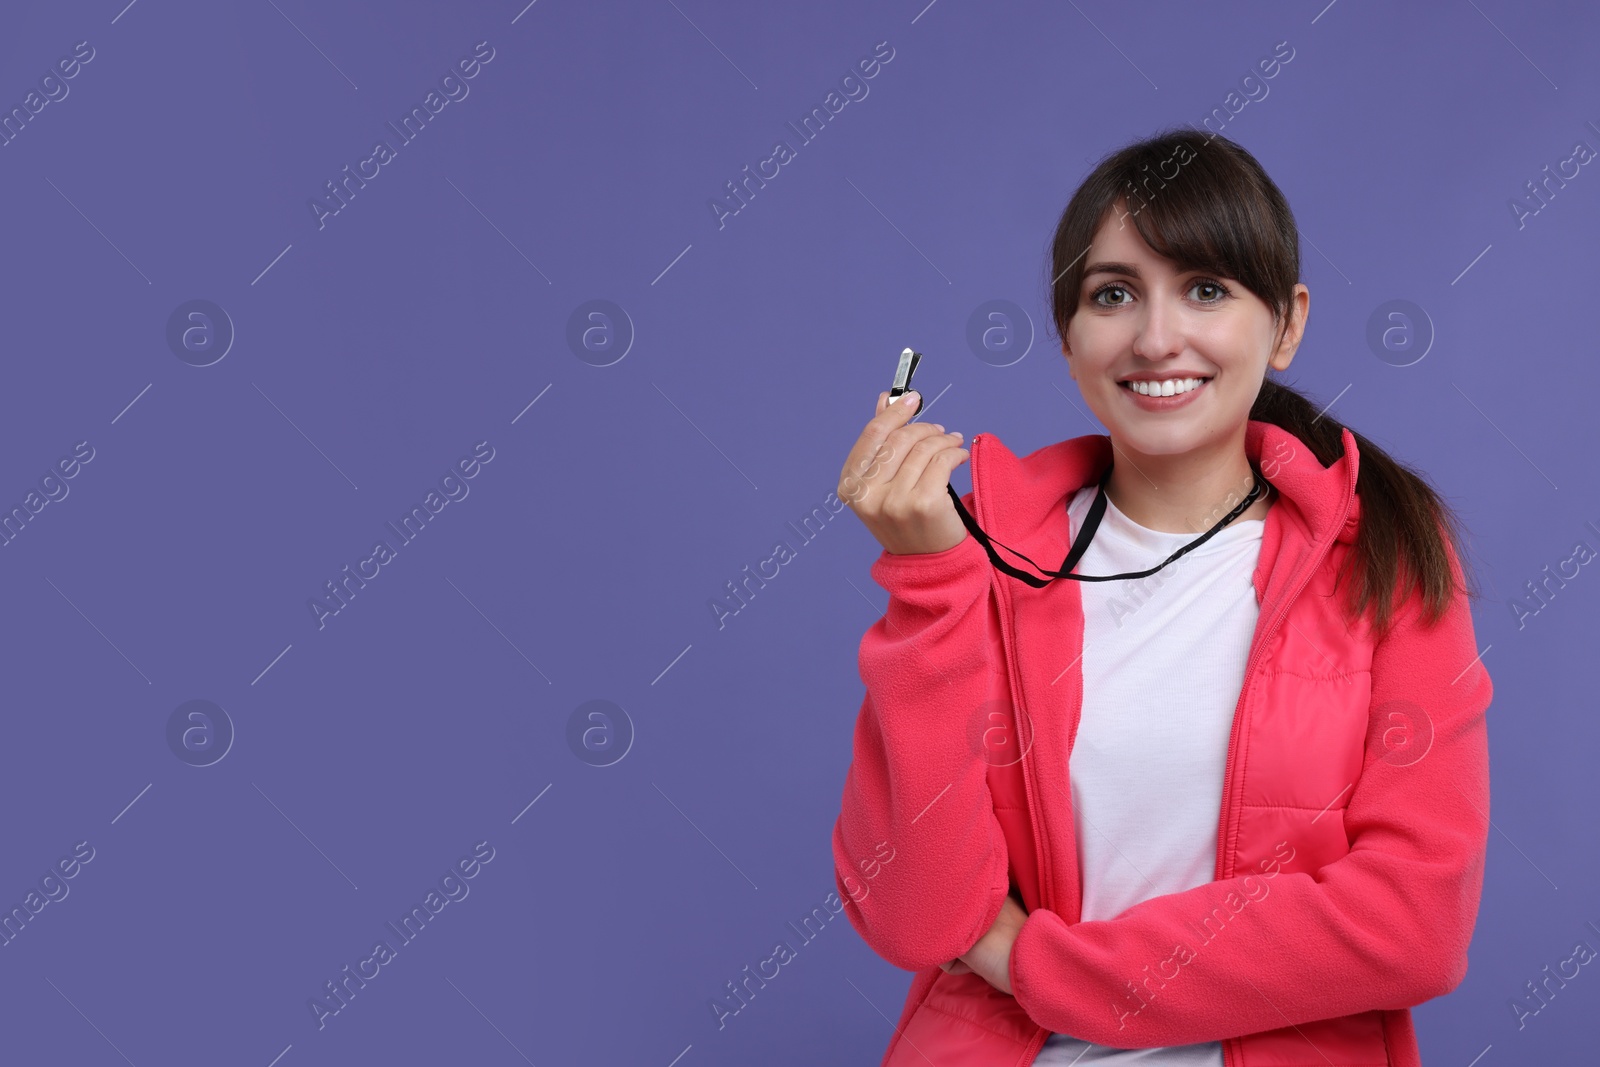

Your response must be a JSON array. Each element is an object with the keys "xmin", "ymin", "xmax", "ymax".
[
  {"xmin": 832, "ymin": 501, "xmax": 1015, "ymax": 974},
  {"xmin": 1008, "ymin": 533, "xmax": 1493, "ymax": 1046}
]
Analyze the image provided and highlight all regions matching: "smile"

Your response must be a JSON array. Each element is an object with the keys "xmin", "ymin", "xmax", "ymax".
[
  {"xmin": 1118, "ymin": 376, "xmax": 1211, "ymax": 410},
  {"xmin": 1120, "ymin": 377, "xmax": 1209, "ymax": 396}
]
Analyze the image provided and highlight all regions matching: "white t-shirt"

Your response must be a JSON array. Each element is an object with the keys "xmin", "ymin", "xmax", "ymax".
[{"xmin": 1032, "ymin": 485, "xmax": 1265, "ymax": 1064}]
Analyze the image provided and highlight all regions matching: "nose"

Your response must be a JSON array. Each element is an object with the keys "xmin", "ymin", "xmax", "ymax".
[{"xmin": 1130, "ymin": 293, "xmax": 1184, "ymax": 363}]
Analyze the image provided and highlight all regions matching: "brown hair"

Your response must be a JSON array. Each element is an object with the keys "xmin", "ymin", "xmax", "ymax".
[{"xmin": 1044, "ymin": 126, "xmax": 1481, "ymax": 638}]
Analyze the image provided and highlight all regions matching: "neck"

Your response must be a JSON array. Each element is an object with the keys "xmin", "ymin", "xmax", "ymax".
[{"xmin": 1101, "ymin": 433, "xmax": 1271, "ymax": 535}]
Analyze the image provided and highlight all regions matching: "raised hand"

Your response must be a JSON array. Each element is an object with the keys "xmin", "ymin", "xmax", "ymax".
[{"xmin": 838, "ymin": 390, "xmax": 970, "ymax": 556}]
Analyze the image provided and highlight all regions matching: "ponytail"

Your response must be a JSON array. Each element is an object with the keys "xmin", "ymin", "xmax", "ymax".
[{"xmin": 1251, "ymin": 377, "xmax": 1482, "ymax": 639}]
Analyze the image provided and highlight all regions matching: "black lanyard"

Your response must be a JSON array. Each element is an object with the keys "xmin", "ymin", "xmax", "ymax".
[{"xmin": 946, "ymin": 462, "xmax": 1269, "ymax": 588}]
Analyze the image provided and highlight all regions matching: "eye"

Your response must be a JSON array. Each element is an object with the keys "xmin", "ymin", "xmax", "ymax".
[
  {"xmin": 1088, "ymin": 282, "xmax": 1131, "ymax": 307},
  {"xmin": 1087, "ymin": 277, "xmax": 1233, "ymax": 308}
]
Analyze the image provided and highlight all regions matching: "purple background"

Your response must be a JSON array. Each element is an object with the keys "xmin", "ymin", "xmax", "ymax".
[{"xmin": 0, "ymin": 0, "xmax": 1595, "ymax": 1063}]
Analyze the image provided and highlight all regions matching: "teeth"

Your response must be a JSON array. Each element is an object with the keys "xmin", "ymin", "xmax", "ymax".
[{"xmin": 1126, "ymin": 377, "xmax": 1205, "ymax": 396}]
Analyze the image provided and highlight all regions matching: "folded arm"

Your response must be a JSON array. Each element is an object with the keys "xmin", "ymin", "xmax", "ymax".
[{"xmin": 1007, "ymin": 537, "xmax": 1493, "ymax": 1046}]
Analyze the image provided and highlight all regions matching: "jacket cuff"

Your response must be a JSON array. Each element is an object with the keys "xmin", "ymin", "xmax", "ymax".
[
  {"xmin": 1009, "ymin": 907, "xmax": 1069, "ymax": 1027},
  {"xmin": 869, "ymin": 533, "xmax": 990, "ymax": 598}
]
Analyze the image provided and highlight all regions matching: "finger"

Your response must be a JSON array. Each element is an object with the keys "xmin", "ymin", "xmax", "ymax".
[
  {"xmin": 868, "ymin": 419, "xmax": 946, "ymax": 483},
  {"xmin": 910, "ymin": 435, "xmax": 968, "ymax": 502},
  {"xmin": 885, "ymin": 430, "xmax": 962, "ymax": 507},
  {"xmin": 882, "ymin": 389, "xmax": 921, "ymax": 423},
  {"xmin": 844, "ymin": 405, "xmax": 939, "ymax": 497},
  {"xmin": 844, "ymin": 391, "xmax": 912, "ymax": 491}
]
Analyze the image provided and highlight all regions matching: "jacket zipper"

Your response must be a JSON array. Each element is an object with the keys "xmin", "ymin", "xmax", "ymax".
[
  {"xmin": 974, "ymin": 433, "xmax": 1054, "ymax": 1065},
  {"xmin": 1004, "ymin": 580, "xmax": 1051, "ymax": 1066},
  {"xmin": 1211, "ymin": 489, "xmax": 1351, "ymax": 1067},
  {"xmin": 975, "ymin": 433, "xmax": 1050, "ymax": 911}
]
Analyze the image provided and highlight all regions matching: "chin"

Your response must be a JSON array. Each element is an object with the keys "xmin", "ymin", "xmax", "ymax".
[
  {"xmin": 1116, "ymin": 434, "xmax": 1200, "ymax": 458},
  {"xmin": 1108, "ymin": 421, "xmax": 1216, "ymax": 457}
]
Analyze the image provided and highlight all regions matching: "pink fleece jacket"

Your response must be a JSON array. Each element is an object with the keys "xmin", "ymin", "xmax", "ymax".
[{"xmin": 832, "ymin": 420, "xmax": 1492, "ymax": 1066}]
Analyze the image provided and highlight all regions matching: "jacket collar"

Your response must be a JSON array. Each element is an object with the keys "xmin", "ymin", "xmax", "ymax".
[{"xmin": 968, "ymin": 419, "xmax": 1362, "ymax": 571}]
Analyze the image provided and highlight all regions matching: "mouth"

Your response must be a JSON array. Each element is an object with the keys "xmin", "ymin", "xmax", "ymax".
[{"xmin": 1118, "ymin": 376, "xmax": 1212, "ymax": 398}]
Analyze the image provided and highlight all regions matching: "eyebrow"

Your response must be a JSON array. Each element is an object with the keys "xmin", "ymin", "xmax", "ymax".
[
  {"xmin": 1081, "ymin": 261, "xmax": 1215, "ymax": 282},
  {"xmin": 1082, "ymin": 261, "xmax": 1142, "ymax": 280}
]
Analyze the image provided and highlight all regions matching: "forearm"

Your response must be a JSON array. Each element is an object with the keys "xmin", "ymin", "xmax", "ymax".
[{"xmin": 835, "ymin": 529, "xmax": 1014, "ymax": 972}]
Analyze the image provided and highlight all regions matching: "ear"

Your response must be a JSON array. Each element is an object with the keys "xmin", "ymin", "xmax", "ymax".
[{"xmin": 1269, "ymin": 285, "xmax": 1310, "ymax": 372}]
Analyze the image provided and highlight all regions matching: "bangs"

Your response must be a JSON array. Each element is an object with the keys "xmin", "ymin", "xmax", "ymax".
[{"xmin": 1050, "ymin": 130, "xmax": 1299, "ymax": 340}]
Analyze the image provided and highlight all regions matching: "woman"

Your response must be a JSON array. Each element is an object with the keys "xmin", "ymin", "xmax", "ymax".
[{"xmin": 832, "ymin": 129, "xmax": 1492, "ymax": 1067}]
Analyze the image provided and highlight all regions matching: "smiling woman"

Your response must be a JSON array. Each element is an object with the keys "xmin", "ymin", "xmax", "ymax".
[{"xmin": 833, "ymin": 127, "xmax": 1493, "ymax": 1067}]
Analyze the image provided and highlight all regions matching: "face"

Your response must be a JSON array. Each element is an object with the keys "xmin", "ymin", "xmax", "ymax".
[{"xmin": 1062, "ymin": 199, "xmax": 1308, "ymax": 462}]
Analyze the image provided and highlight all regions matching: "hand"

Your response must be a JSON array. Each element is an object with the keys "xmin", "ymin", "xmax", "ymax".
[
  {"xmin": 939, "ymin": 894, "xmax": 1027, "ymax": 995},
  {"xmin": 837, "ymin": 390, "xmax": 970, "ymax": 556}
]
